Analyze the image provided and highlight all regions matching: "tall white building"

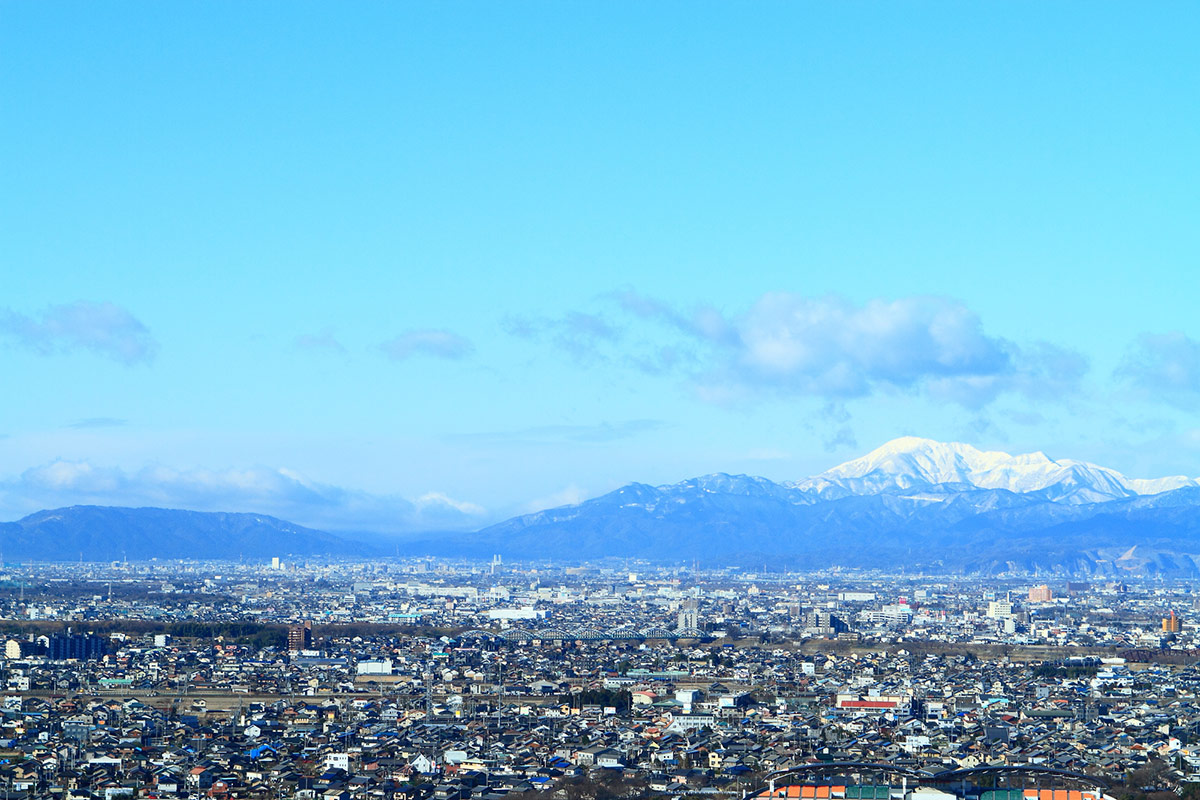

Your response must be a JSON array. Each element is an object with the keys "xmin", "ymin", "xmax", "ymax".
[
  {"xmin": 676, "ymin": 600, "xmax": 699, "ymax": 631},
  {"xmin": 987, "ymin": 597, "xmax": 1015, "ymax": 619}
]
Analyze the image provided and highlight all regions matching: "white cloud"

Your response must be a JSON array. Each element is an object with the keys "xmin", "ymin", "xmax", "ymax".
[
  {"xmin": 0, "ymin": 301, "xmax": 156, "ymax": 364},
  {"xmin": 514, "ymin": 289, "xmax": 1090, "ymax": 409},
  {"xmin": 726, "ymin": 293, "xmax": 1012, "ymax": 397},
  {"xmin": 522, "ymin": 484, "xmax": 588, "ymax": 513},
  {"xmin": 415, "ymin": 492, "xmax": 486, "ymax": 516}
]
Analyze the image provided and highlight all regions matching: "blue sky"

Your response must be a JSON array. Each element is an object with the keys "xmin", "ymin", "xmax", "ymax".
[{"xmin": 2, "ymin": 2, "xmax": 1199, "ymax": 532}]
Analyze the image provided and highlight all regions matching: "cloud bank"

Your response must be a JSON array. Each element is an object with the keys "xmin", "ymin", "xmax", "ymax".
[
  {"xmin": 1, "ymin": 460, "xmax": 485, "ymax": 533},
  {"xmin": 513, "ymin": 290, "xmax": 1090, "ymax": 409}
]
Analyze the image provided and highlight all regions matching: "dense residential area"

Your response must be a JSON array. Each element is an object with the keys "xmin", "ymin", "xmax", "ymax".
[{"xmin": 0, "ymin": 560, "xmax": 1199, "ymax": 799}]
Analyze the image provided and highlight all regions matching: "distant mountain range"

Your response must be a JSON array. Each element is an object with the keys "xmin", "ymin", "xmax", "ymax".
[
  {"xmin": 793, "ymin": 436, "xmax": 1198, "ymax": 501},
  {"xmin": 0, "ymin": 506, "xmax": 361, "ymax": 562},
  {"xmin": 6, "ymin": 438, "xmax": 1200, "ymax": 575},
  {"xmin": 471, "ymin": 438, "xmax": 1200, "ymax": 575}
]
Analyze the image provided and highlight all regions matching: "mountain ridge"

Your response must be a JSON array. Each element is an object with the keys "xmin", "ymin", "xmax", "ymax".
[
  {"xmin": 789, "ymin": 436, "xmax": 1198, "ymax": 503},
  {"xmin": 474, "ymin": 438, "xmax": 1200, "ymax": 574},
  {"xmin": 0, "ymin": 504, "xmax": 368, "ymax": 561},
  {"xmin": 5, "ymin": 438, "xmax": 1200, "ymax": 573}
]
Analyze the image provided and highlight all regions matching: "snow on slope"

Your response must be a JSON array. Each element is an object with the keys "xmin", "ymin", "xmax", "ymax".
[
  {"xmin": 790, "ymin": 436, "xmax": 1200, "ymax": 504},
  {"xmin": 1124, "ymin": 476, "xmax": 1200, "ymax": 494}
]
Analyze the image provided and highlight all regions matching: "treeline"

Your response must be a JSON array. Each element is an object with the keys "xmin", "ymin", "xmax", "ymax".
[
  {"xmin": 0, "ymin": 619, "xmax": 288, "ymax": 648},
  {"xmin": 0, "ymin": 619, "xmax": 463, "ymax": 648},
  {"xmin": 0, "ymin": 583, "xmax": 228, "ymax": 605},
  {"xmin": 167, "ymin": 622, "xmax": 288, "ymax": 649},
  {"xmin": 0, "ymin": 620, "xmax": 168, "ymax": 637},
  {"xmin": 309, "ymin": 622, "xmax": 463, "ymax": 640}
]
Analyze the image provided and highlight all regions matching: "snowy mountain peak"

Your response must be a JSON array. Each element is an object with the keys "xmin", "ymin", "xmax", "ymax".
[
  {"xmin": 484, "ymin": 437, "xmax": 1200, "ymax": 572},
  {"xmin": 792, "ymin": 437, "xmax": 1200, "ymax": 503},
  {"xmin": 826, "ymin": 437, "xmax": 1033, "ymax": 483}
]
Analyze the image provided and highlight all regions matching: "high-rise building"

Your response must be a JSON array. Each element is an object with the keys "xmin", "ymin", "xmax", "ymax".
[
  {"xmin": 1163, "ymin": 610, "xmax": 1182, "ymax": 633},
  {"xmin": 807, "ymin": 610, "xmax": 849, "ymax": 634},
  {"xmin": 1029, "ymin": 585, "xmax": 1053, "ymax": 603},
  {"xmin": 47, "ymin": 631, "xmax": 109, "ymax": 661},
  {"xmin": 288, "ymin": 620, "xmax": 313, "ymax": 652},
  {"xmin": 676, "ymin": 600, "xmax": 700, "ymax": 632}
]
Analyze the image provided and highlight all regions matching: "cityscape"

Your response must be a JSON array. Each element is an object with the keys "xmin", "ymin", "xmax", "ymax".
[
  {"xmin": 4, "ymin": 2, "xmax": 1198, "ymax": 800},
  {"xmin": 0, "ymin": 559, "xmax": 1199, "ymax": 799}
]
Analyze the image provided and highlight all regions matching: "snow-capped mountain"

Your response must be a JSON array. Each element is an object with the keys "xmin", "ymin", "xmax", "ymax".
[
  {"xmin": 470, "ymin": 437, "xmax": 1200, "ymax": 575},
  {"xmin": 791, "ymin": 436, "xmax": 1199, "ymax": 504}
]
